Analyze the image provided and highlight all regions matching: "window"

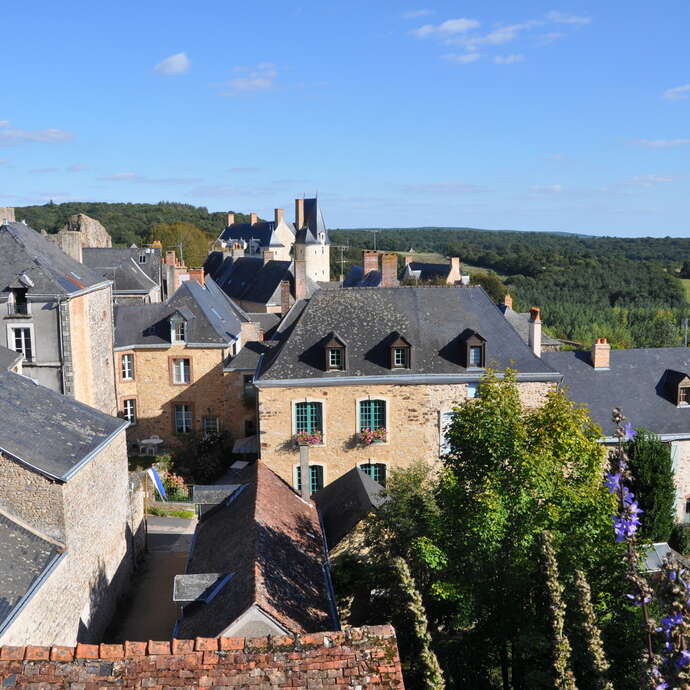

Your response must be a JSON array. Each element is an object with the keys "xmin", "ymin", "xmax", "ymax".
[
  {"xmin": 360, "ymin": 462, "xmax": 387, "ymax": 487},
  {"xmin": 392, "ymin": 347, "xmax": 409, "ymax": 368},
  {"xmin": 11, "ymin": 327, "xmax": 33, "ymax": 361},
  {"xmin": 328, "ymin": 347, "xmax": 343, "ymax": 370},
  {"xmin": 170, "ymin": 316, "xmax": 186, "ymax": 343},
  {"xmin": 172, "ymin": 358, "xmax": 191, "ymax": 384},
  {"xmin": 295, "ymin": 401, "xmax": 323, "ymax": 434},
  {"xmin": 138, "ymin": 252, "xmax": 147, "ymax": 264},
  {"xmin": 8, "ymin": 288, "xmax": 28, "ymax": 316},
  {"xmin": 296, "ymin": 465, "xmax": 324, "ymax": 495},
  {"xmin": 121, "ymin": 353, "xmax": 134, "ymax": 381},
  {"xmin": 123, "ymin": 399, "xmax": 137, "ymax": 425},
  {"xmin": 469, "ymin": 346, "xmax": 483, "ymax": 367},
  {"xmin": 359, "ymin": 399, "xmax": 386, "ymax": 432},
  {"xmin": 324, "ymin": 333, "xmax": 346, "ymax": 371},
  {"xmin": 680, "ymin": 387, "xmax": 690, "ymax": 405},
  {"xmin": 467, "ymin": 383, "xmax": 479, "ymax": 399},
  {"xmin": 243, "ymin": 374, "xmax": 254, "ymax": 394},
  {"xmin": 202, "ymin": 416, "xmax": 220, "ymax": 437},
  {"xmin": 174, "ymin": 404, "xmax": 193, "ymax": 433},
  {"xmin": 388, "ymin": 334, "xmax": 412, "ymax": 370}
]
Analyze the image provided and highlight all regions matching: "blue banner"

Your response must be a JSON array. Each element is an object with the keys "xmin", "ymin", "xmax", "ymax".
[{"xmin": 148, "ymin": 467, "xmax": 167, "ymax": 500}]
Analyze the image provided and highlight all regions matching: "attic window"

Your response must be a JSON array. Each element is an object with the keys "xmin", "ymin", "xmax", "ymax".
[
  {"xmin": 324, "ymin": 333, "xmax": 346, "ymax": 371},
  {"xmin": 680, "ymin": 386, "xmax": 690, "ymax": 406},
  {"xmin": 170, "ymin": 315, "xmax": 187, "ymax": 344},
  {"xmin": 469, "ymin": 346, "xmax": 483, "ymax": 367},
  {"xmin": 388, "ymin": 334, "xmax": 411, "ymax": 369},
  {"xmin": 460, "ymin": 330, "xmax": 487, "ymax": 369}
]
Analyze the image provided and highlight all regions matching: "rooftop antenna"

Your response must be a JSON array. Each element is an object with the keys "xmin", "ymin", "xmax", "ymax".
[
  {"xmin": 332, "ymin": 242, "xmax": 350, "ymax": 284},
  {"xmin": 370, "ymin": 229, "xmax": 380, "ymax": 251}
]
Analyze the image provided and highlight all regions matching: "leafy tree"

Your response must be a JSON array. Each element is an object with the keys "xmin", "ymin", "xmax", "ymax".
[
  {"xmin": 470, "ymin": 271, "xmax": 507, "ymax": 303},
  {"xmin": 626, "ymin": 429, "xmax": 676, "ymax": 542},
  {"xmin": 170, "ymin": 432, "xmax": 233, "ymax": 483},
  {"xmin": 148, "ymin": 221, "xmax": 212, "ymax": 267}
]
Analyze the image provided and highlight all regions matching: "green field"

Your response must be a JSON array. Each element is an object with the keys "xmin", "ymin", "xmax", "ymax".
[
  {"xmin": 393, "ymin": 251, "xmax": 500, "ymax": 277},
  {"xmin": 682, "ymin": 279, "xmax": 690, "ymax": 302}
]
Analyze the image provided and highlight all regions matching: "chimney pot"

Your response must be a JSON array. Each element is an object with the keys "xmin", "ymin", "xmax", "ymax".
[
  {"xmin": 529, "ymin": 307, "xmax": 541, "ymax": 323},
  {"xmin": 503, "ymin": 293, "xmax": 513, "ymax": 310},
  {"xmin": 528, "ymin": 306, "xmax": 542, "ymax": 358},
  {"xmin": 227, "ymin": 212, "xmax": 235, "ymax": 226},
  {"xmin": 249, "ymin": 212, "xmax": 258, "ymax": 226},
  {"xmin": 274, "ymin": 208, "xmax": 284, "ymax": 224},
  {"xmin": 592, "ymin": 338, "xmax": 611, "ymax": 369}
]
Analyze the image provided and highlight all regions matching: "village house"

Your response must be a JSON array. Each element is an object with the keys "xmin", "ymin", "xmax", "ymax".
[
  {"xmin": 0, "ymin": 218, "xmax": 117, "ymax": 415},
  {"xmin": 174, "ymin": 461, "xmax": 337, "ymax": 639},
  {"xmin": 499, "ymin": 294, "xmax": 563, "ymax": 352},
  {"xmin": 543, "ymin": 341, "xmax": 690, "ymax": 524},
  {"xmin": 114, "ymin": 276, "xmax": 264, "ymax": 451},
  {"xmin": 254, "ymin": 286, "xmax": 560, "ymax": 493},
  {"xmin": 0, "ymin": 367, "xmax": 141, "ymax": 646}
]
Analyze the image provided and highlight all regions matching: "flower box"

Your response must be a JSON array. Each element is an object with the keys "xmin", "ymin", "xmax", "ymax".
[
  {"xmin": 358, "ymin": 427, "xmax": 387, "ymax": 445},
  {"xmin": 294, "ymin": 430, "xmax": 322, "ymax": 446}
]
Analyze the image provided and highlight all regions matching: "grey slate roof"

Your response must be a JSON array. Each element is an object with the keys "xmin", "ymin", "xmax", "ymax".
[
  {"xmin": 343, "ymin": 265, "xmax": 382, "ymax": 288},
  {"xmin": 0, "ymin": 222, "xmax": 107, "ymax": 297},
  {"xmin": 114, "ymin": 277, "xmax": 242, "ymax": 348},
  {"xmin": 224, "ymin": 341, "xmax": 270, "ymax": 372},
  {"xmin": 0, "ymin": 346, "xmax": 21, "ymax": 371},
  {"xmin": 401, "ymin": 262, "xmax": 451, "ymax": 282},
  {"xmin": 314, "ymin": 468, "xmax": 388, "ymax": 548},
  {"xmin": 82, "ymin": 248, "xmax": 160, "ymax": 294},
  {"xmin": 499, "ymin": 306, "xmax": 562, "ymax": 347},
  {"xmin": 0, "ymin": 513, "xmax": 63, "ymax": 634},
  {"xmin": 218, "ymin": 220, "xmax": 292, "ymax": 250},
  {"xmin": 296, "ymin": 198, "xmax": 329, "ymax": 245},
  {"xmin": 259, "ymin": 286, "xmax": 558, "ymax": 381},
  {"xmin": 0, "ymin": 369, "xmax": 127, "ymax": 481},
  {"xmin": 543, "ymin": 347, "xmax": 690, "ymax": 438}
]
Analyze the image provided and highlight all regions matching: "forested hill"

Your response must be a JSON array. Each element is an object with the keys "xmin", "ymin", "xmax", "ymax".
[{"xmin": 13, "ymin": 201, "xmax": 249, "ymax": 246}]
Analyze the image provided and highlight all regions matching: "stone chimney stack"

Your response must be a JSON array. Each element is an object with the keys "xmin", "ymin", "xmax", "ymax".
[
  {"xmin": 165, "ymin": 250, "xmax": 177, "ymax": 266},
  {"xmin": 249, "ymin": 212, "xmax": 258, "ymax": 226},
  {"xmin": 592, "ymin": 338, "xmax": 611, "ymax": 370},
  {"xmin": 363, "ymin": 251, "xmax": 379, "ymax": 276},
  {"xmin": 448, "ymin": 257, "xmax": 462, "ymax": 284},
  {"xmin": 280, "ymin": 279, "xmax": 292, "ymax": 315},
  {"xmin": 1, "ymin": 207, "xmax": 15, "ymax": 224},
  {"xmin": 381, "ymin": 253, "xmax": 399, "ymax": 287},
  {"xmin": 295, "ymin": 198, "xmax": 305, "ymax": 230},
  {"xmin": 503, "ymin": 293, "xmax": 513, "ymax": 310},
  {"xmin": 295, "ymin": 257, "xmax": 308, "ymax": 301},
  {"xmin": 528, "ymin": 307, "xmax": 542, "ymax": 358},
  {"xmin": 231, "ymin": 241, "xmax": 245, "ymax": 259},
  {"xmin": 227, "ymin": 212, "xmax": 235, "ymax": 226},
  {"xmin": 263, "ymin": 249, "xmax": 274, "ymax": 265},
  {"xmin": 405, "ymin": 255, "xmax": 413, "ymax": 266},
  {"xmin": 274, "ymin": 208, "xmax": 284, "ymax": 224}
]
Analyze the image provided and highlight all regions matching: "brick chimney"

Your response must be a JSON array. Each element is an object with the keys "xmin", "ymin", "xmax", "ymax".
[
  {"xmin": 295, "ymin": 198, "xmax": 305, "ymax": 229},
  {"xmin": 503, "ymin": 293, "xmax": 513, "ymax": 310},
  {"xmin": 1, "ymin": 207, "xmax": 16, "ymax": 224},
  {"xmin": 528, "ymin": 307, "xmax": 542, "ymax": 358},
  {"xmin": 274, "ymin": 208, "xmax": 284, "ymax": 224},
  {"xmin": 295, "ymin": 258, "xmax": 308, "ymax": 301},
  {"xmin": 263, "ymin": 249, "xmax": 274, "ymax": 265},
  {"xmin": 448, "ymin": 257, "xmax": 461, "ymax": 284},
  {"xmin": 363, "ymin": 250, "xmax": 379, "ymax": 276},
  {"xmin": 405, "ymin": 255, "xmax": 413, "ymax": 266},
  {"xmin": 280, "ymin": 279, "xmax": 292, "ymax": 315},
  {"xmin": 187, "ymin": 267, "xmax": 205, "ymax": 286},
  {"xmin": 165, "ymin": 250, "xmax": 177, "ymax": 266},
  {"xmin": 249, "ymin": 212, "xmax": 258, "ymax": 226},
  {"xmin": 381, "ymin": 253, "xmax": 399, "ymax": 287},
  {"xmin": 592, "ymin": 338, "xmax": 611, "ymax": 370},
  {"xmin": 227, "ymin": 212, "xmax": 235, "ymax": 226}
]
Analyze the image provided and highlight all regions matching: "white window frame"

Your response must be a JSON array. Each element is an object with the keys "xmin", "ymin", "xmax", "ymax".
[
  {"xmin": 170, "ymin": 315, "xmax": 187, "ymax": 344},
  {"xmin": 439, "ymin": 410, "xmax": 454, "ymax": 455},
  {"xmin": 328, "ymin": 347, "xmax": 343, "ymax": 370},
  {"xmin": 123, "ymin": 399, "xmax": 137, "ymax": 425},
  {"xmin": 202, "ymin": 415, "xmax": 220, "ymax": 437},
  {"xmin": 355, "ymin": 396, "xmax": 390, "ymax": 444},
  {"xmin": 121, "ymin": 353, "xmax": 134, "ymax": 381},
  {"xmin": 293, "ymin": 463, "xmax": 327, "ymax": 494},
  {"xmin": 358, "ymin": 461, "xmax": 389, "ymax": 486},
  {"xmin": 174, "ymin": 404, "xmax": 193, "ymax": 434},
  {"xmin": 7, "ymin": 323, "xmax": 35, "ymax": 362},
  {"xmin": 392, "ymin": 347, "xmax": 409, "ymax": 368},
  {"xmin": 469, "ymin": 345, "xmax": 483, "ymax": 367},
  {"xmin": 172, "ymin": 358, "xmax": 191, "ymax": 384},
  {"xmin": 291, "ymin": 397, "xmax": 326, "ymax": 445}
]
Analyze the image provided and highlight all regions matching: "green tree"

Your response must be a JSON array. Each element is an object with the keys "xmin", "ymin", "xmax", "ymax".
[
  {"xmin": 626, "ymin": 429, "xmax": 676, "ymax": 542},
  {"xmin": 148, "ymin": 221, "xmax": 211, "ymax": 268},
  {"xmin": 470, "ymin": 271, "xmax": 507, "ymax": 303}
]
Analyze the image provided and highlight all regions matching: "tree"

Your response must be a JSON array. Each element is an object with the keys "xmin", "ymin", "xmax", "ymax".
[
  {"xmin": 626, "ymin": 428, "xmax": 676, "ymax": 543},
  {"xmin": 148, "ymin": 221, "xmax": 211, "ymax": 268},
  {"xmin": 470, "ymin": 271, "xmax": 507, "ymax": 303}
]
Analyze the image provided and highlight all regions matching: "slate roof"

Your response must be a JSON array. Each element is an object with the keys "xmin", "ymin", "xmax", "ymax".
[
  {"xmin": 0, "ymin": 346, "xmax": 21, "ymax": 371},
  {"xmin": 542, "ymin": 347, "xmax": 690, "ymax": 438},
  {"xmin": 114, "ymin": 277, "xmax": 242, "ymax": 348},
  {"xmin": 342, "ymin": 265, "xmax": 382, "ymax": 288},
  {"xmin": 224, "ymin": 341, "xmax": 271, "ymax": 372},
  {"xmin": 295, "ymin": 198, "xmax": 329, "ymax": 245},
  {"xmin": 499, "ymin": 306, "xmax": 562, "ymax": 347},
  {"xmin": 0, "ymin": 369, "xmax": 127, "ymax": 481},
  {"xmin": 82, "ymin": 248, "xmax": 160, "ymax": 294},
  {"xmin": 175, "ymin": 461, "xmax": 336, "ymax": 638},
  {"xmin": 401, "ymin": 262, "xmax": 451, "ymax": 282},
  {"xmin": 259, "ymin": 286, "xmax": 558, "ymax": 382},
  {"xmin": 0, "ymin": 513, "xmax": 63, "ymax": 634},
  {"xmin": 314, "ymin": 468, "xmax": 388, "ymax": 548},
  {"xmin": 218, "ymin": 220, "xmax": 292, "ymax": 250},
  {"xmin": 0, "ymin": 222, "xmax": 107, "ymax": 297}
]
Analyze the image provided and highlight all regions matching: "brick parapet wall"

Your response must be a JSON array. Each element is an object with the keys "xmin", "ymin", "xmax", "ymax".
[{"xmin": 0, "ymin": 626, "xmax": 404, "ymax": 688}]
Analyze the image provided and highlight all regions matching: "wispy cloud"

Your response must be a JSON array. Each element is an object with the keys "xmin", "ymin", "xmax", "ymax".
[
  {"xmin": 0, "ymin": 121, "xmax": 72, "ymax": 146},
  {"xmin": 442, "ymin": 52, "xmax": 481, "ymax": 64},
  {"xmin": 633, "ymin": 138, "xmax": 690, "ymax": 149},
  {"xmin": 538, "ymin": 31, "xmax": 566, "ymax": 44},
  {"xmin": 98, "ymin": 172, "xmax": 202, "ymax": 184},
  {"xmin": 530, "ymin": 184, "xmax": 563, "ymax": 193},
  {"xmin": 154, "ymin": 52, "xmax": 191, "ymax": 75},
  {"xmin": 412, "ymin": 18, "xmax": 480, "ymax": 38},
  {"xmin": 402, "ymin": 9, "xmax": 434, "ymax": 19},
  {"xmin": 624, "ymin": 175, "xmax": 674, "ymax": 187},
  {"xmin": 494, "ymin": 54, "xmax": 525, "ymax": 64},
  {"xmin": 547, "ymin": 11, "xmax": 592, "ymax": 25},
  {"xmin": 224, "ymin": 63, "xmax": 278, "ymax": 93},
  {"xmin": 663, "ymin": 84, "xmax": 690, "ymax": 101},
  {"xmin": 399, "ymin": 182, "xmax": 486, "ymax": 194}
]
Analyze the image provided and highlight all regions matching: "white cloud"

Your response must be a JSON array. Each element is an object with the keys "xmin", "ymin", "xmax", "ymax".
[
  {"xmin": 443, "ymin": 52, "xmax": 481, "ymax": 64},
  {"xmin": 66, "ymin": 163, "xmax": 88, "ymax": 172},
  {"xmin": 402, "ymin": 9, "xmax": 433, "ymax": 19},
  {"xmin": 412, "ymin": 18, "xmax": 480, "ymax": 38},
  {"xmin": 663, "ymin": 84, "xmax": 690, "ymax": 101},
  {"xmin": 494, "ymin": 54, "xmax": 525, "ymax": 64},
  {"xmin": 154, "ymin": 52, "xmax": 191, "ymax": 76},
  {"xmin": 624, "ymin": 175, "xmax": 674, "ymax": 187},
  {"xmin": 539, "ymin": 31, "xmax": 566, "ymax": 44},
  {"xmin": 225, "ymin": 63, "xmax": 278, "ymax": 93},
  {"xmin": 633, "ymin": 138, "xmax": 690, "ymax": 149},
  {"xmin": 547, "ymin": 11, "xmax": 592, "ymax": 25},
  {"xmin": 530, "ymin": 184, "xmax": 563, "ymax": 193},
  {"xmin": 0, "ymin": 121, "xmax": 72, "ymax": 146}
]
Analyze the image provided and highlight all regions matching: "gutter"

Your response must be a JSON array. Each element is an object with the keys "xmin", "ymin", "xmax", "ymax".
[{"xmin": 600, "ymin": 432, "xmax": 690, "ymax": 444}]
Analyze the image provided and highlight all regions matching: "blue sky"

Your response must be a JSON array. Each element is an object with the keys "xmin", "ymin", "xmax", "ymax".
[{"xmin": 1, "ymin": 0, "xmax": 688, "ymax": 236}]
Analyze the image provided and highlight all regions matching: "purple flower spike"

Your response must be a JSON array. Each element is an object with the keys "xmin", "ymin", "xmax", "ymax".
[
  {"xmin": 624, "ymin": 421, "xmax": 636, "ymax": 440},
  {"xmin": 604, "ymin": 472, "xmax": 621, "ymax": 493}
]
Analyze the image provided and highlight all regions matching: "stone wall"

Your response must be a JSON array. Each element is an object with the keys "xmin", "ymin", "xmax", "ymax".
[
  {"xmin": 224, "ymin": 371, "xmax": 257, "ymax": 439},
  {"xmin": 258, "ymin": 381, "xmax": 552, "ymax": 489},
  {"xmin": 0, "ymin": 626, "xmax": 405, "ymax": 688},
  {"xmin": 58, "ymin": 214, "xmax": 112, "ymax": 249},
  {"xmin": 2, "ymin": 433, "xmax": 133, "ymax": 646}
]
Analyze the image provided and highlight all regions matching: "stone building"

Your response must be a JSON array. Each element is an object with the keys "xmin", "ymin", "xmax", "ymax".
[
  {"xmin": 0, "ymin": 369, "xmax": 139, "ymax": 646},
  {"xmin": 114, "ymin": 277, "xmax": 264, "ymax": 451},
  {"xmin": 255, "ymin": 286, "xmax": 560, "ymax": 493},
  {"xmin": 543, "ymin": 342, "xmax": 690, "ymax": 523},
  {"xmin": 0, "ymin": 220, "xmax": 117, "ymax": 415},
  {"xmin": 46, "ymin": 213, "xmax": 112, "ymax": 262}
]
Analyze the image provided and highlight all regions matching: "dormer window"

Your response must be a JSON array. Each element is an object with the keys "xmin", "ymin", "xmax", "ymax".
[
  {"xmin": 388, "ymin": 334, "xmax": 412, "ymax": 369},
  {"xmin": 460, "ymin": 330, "xmax": 486, "ymax": 369},
  {"xmin": 680, "ymin": 386, "xmax": 690, "ymax": 406},
  {"xmin": 324, "ymin": 333, "xmax": 346, "ymax": 371},
  {"xmin": 8, "ymin": 288, "xmax": 28, "ymax": 316},
  {"xmin": 469, "ymin": 346, "xmax": 483, "ymax": 367},
  {"xmin": 170, "ymin": 315, "xmax": 187, "ymax": 344}
]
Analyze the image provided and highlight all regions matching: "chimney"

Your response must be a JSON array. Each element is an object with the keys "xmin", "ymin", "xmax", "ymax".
[
  {"xmin": 295, "ymin": 198, "xmax": 305, "ymax": 230},
  {"xmin": 249, "ymin": 212, "xmax": 258, "ymax": 226},
  {"xmin": 1, "ymin": 207, "xmax": 16, "ymax": 224},
  {"xmin": 263, "ymin": 249, "xmax": 274, "ymax": 265},
  {"xmin": 299, "ymin": 445, "xmax": 311, "ymax": 500},
  {"xmin": 227, "ymin": 212, "xmax": 235, "ymax": 226},
  {"xmin": 280, "ymin": 279, "xmax": 292, "ymax": 315},
  {"xmin": 274, "ymin": 208, "xmax": 284, "ymax": 224},
  {"xmin": 592, "ymin": 338, "xmax": 611, "ymax": 370},
  {"xmin": 404, "ymin": 255, "xmax": 413, "ymax": 266},
  {"xmin": 295, "ymin": 258, "xmax": 308, "ymax": 301},
  {"xmin": 381, "ymin": 253, "xmax": 399, "ymax": 287},
  {"xmin": 231, "ymin": 241, "xmax": 245, "ymax": 259},
  {"xmin": 363, "ymin": 250, "xmax": 379, "ymax": 276},
  {"xmin": 528, "ymin": 307, "xmax": 542, "ymax": 358},
  {"xmin": 187, "ymin": 267, "xmax": 205, "ymax": 286},
  {"xmin": 165, "ymin": 250, "xmax": 177, "ymax": 266},
  {"xmin": 448, "ymin": 257, "xmax": 461, "ymax": 284},
  {"xmin": 503, "ymin": 293, "xmax": 513, "ymax": 310}
]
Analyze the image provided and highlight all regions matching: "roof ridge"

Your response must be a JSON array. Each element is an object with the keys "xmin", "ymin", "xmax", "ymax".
[{"xmin": 0, "ymin": 506, "xmax": 65, "ymax": 550}]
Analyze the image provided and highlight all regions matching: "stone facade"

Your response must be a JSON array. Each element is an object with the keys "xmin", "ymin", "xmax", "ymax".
[
  {"xmin": 258, "ymin": 380, "xmax": 552, "ymax": 490},
  {"xmin": 48, "ymin": 214, "xmax": 112, "ymax": 262},
  {"xmin": 223, "ymin": 370, "xmax": 258, "ymax": 439},
  {"xmin": 0, "ymin": 433, "xmax": 139, "ymax": 646}
]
